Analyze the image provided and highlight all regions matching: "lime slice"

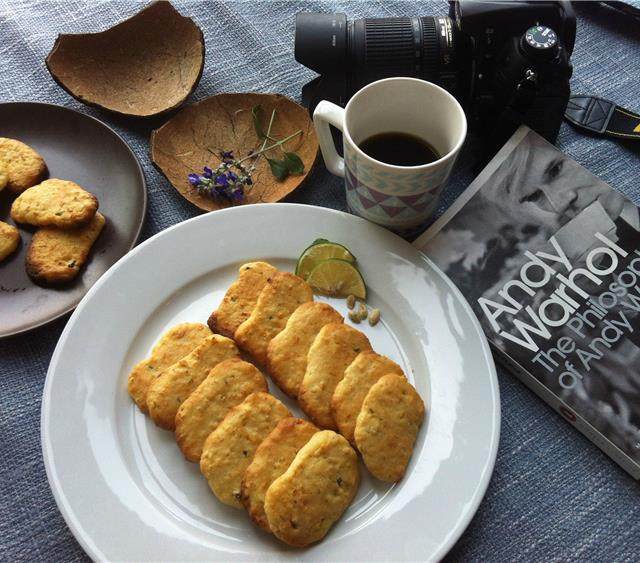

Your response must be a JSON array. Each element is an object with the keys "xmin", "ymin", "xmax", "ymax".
[
  {"xmin": 306, "ymin": 259, "xmax": 366, "ymax": 299},
  {"xmin": 296, "ymin": 242, "xmax": 356, "ymax": 280}
]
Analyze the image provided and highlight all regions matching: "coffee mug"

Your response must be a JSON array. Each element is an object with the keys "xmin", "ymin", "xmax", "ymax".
[{"xmin": 313, "ymin": 77, "xmax": 467, "ymax": 232}]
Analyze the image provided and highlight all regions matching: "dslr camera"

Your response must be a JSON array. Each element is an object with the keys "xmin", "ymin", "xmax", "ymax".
[{"xmin": 295, "ymin": 0, "xmax": 576, "ymax": 146}]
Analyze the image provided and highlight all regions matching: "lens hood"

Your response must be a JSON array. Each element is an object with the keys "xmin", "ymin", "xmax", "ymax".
[{"xmin": 295, "ymin": 13, "xmax": 348, "ymax": 75}]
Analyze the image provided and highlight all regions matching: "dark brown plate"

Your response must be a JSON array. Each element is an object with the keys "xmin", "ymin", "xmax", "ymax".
[{"xmin": 0, "ymin": 102, "xmax": 146, "ymax": 337}]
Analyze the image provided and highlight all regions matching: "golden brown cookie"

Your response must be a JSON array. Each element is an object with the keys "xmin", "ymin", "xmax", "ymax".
[
  {"xmin": 146, "ymin": 334, "xmax": 239, "ymax": 430},
  {"xmin": 0, "ymin": 161, "xmax": 8, "ymax": 191},
  {"xmin": 25, "ymin": 211, "xmax": 105, "ymax": 284},
  {"xmin": 199, "ymin": 392, "xmax": 291, "ymax": 507},
  {"xmin": 354, "ymin": 373, "xmax": 425, "ymax": 482},
  {"xmin": 264, "ymin": 430, "xmax": 359, "ymax": 547},
  {"xmin": 267, "ymin": 302, "xmax": 343, "ymax": 398},
  {"xmin": 298, "ymin": 323, "xmax": 372, "ymax": 429},
  {"xmin": 11, "ymin": 179, "xmax": 98, "ymax": 228},
  {"xmin": 0, "ymin": 137, "xmax": 47, "ymax": 193},
  {"xmin": 208, "ymin": 261, "xmax": 278, "ymax": 337},
  {"xmin": 175, "ymin": 359, "xmax": 267, "ymax": 462},
  {"xmin": 240, "ymin": 417, "xmax": 318, "ymax": 532},
  {"xmin": 332, "ymin": 351, "xmax": 405, "ymax": 444},
  {"xmin": 127, "ymin": 323, "xmax": 211, "ymax": 413},
  {"xmin": 0, "ymin": 221, "xmax": 20, "ymax": 262},
  {"xmin": 234, "ymin": 272, "xmax": 313, "ymax": 366}
]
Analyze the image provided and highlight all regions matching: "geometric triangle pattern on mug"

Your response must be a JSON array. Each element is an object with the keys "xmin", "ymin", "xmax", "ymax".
[
  {"xmin": 345, "ymin": 155, "xmax": 447, "ymax": 195},
  {"xmin": 346, "ymin": 167, "xmax": 439, "ymax": 219}
]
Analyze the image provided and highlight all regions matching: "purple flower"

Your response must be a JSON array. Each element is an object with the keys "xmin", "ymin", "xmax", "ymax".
[{"xmin": 188, "ymin": 148, "xmax": 252, "ymax": 204}]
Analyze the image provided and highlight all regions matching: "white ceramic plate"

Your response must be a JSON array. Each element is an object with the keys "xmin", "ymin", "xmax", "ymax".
[{"xmin": 42, "ymin": 204, "xmax": 500, "ymax": 562}]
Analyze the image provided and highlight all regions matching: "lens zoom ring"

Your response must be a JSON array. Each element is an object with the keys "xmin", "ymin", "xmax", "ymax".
[
  {"xmin": 420, "ymin": 17, "xmax": 439, "ymax": 80},
  {"xmin": 364, "ymin": 18, "xmax": 415, "ymax": 70}
]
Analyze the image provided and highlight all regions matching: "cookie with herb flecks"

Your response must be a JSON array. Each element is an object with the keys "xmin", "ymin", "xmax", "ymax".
[
  {"xmin": 0, "ymin": 221, "xmax": 20, "ymax": 262},
  {"xmin": 354, "ymin": 373, "xmax": 425, "ymax": 482},
  {"xmin": 0, "ymin": 137, "xmax": 47, "ymax": 193},
  {"xmin": 127, "ymin": 322, "xmax": 211, "ymax": 413},
  {"xmin": 208, "ymin": 261, "xmax": 278, "ymax": 337},
  {"xmin": 146, "ymin": 334, "xmax": 239, "ymax": 430},
  {"xmin": 25, "ymin": 211, "xmax": 105, "ymax": 284},
  {"xmin": 199, "ymin": 392, "xmax": 291, "ymax": 507},
  {"xmin": 241, "ymin": 417, "xmax": 318, "ymax": 531},
  {"xmin": 11, "ymin": 179, "xmax": 98, "ymax": 228},
  {"xmin": 298, "ymin": 323, "xmax": 372, "ymax": 429},
  {"xmin": 264, "ymin": 430, "xmax": 359, "ymax": 547},
  {"xmin": 175, "ymin": 359, "xmax": 267, "ymax": 462},
  {"xmin": 332, "ymin": 351, "xmax": 405, "ymax": 444},
  {"xmin": 234, "ymin": 271, "xmax": 313, "ymax": 366},
  {"xmin": 267, "ymin": 301, "xmax": 343, "ymax": 398},
  {"xmin": 0, "ymin": 160, "xmax": 8, "ymax": 191}
]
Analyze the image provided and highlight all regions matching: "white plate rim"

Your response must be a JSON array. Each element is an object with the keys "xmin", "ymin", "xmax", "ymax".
[{"xmin": 41, "ymin": 203, "xmax": 500, "ymax": 561}]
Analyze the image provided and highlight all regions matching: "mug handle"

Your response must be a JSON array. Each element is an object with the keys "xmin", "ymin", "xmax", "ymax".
[{"xmin": 313, "ymin": 101, "xmax": 345, "ymax": 178}]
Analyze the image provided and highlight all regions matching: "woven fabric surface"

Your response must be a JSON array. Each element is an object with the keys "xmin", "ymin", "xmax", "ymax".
[{"xmin": 1, "ymin": 1, "xmax": 639, "ymax": 561}]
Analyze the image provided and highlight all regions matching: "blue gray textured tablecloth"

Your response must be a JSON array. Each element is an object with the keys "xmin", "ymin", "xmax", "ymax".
[{"xmin": 1, "ymin": 1, "xmax": 640, "ymax": 561}]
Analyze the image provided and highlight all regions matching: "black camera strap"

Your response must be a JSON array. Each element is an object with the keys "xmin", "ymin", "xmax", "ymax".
[{"xmin": 564, "ymin": 95, "xmax": 640, "ymax": 140}]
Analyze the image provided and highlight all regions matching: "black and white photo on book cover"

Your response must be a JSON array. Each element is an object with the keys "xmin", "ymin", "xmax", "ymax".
[{"xmin": 415, "ymin": 126, "xmax": 640, "ymax": 473}]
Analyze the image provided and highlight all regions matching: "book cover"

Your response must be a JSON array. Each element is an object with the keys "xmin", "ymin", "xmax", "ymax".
[{"xmin": 414, "ymin": 126, "xmax": 640, "ymax": 478}]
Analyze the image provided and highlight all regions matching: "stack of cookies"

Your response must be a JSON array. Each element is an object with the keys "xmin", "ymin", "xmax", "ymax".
[
  {"xmin": 127, "ymin": 261, "xmax": 425, "ymax": 548},
  {"xmin": 0, "ymin": 137, "xmax": 105, "ymax": 283}
]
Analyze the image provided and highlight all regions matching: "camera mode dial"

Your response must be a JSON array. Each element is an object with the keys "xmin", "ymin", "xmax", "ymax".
[{"xmin": 521, "ymin": 25, "xmax": 559, "ymax": 61}]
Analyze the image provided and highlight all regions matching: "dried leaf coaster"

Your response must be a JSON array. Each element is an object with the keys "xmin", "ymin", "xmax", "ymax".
[
  {"xmin": 45, "ymin": 1, "xmax": 205, "ymax": 117},
  {"xmin": 150, "ymin": 93, "xmax": 318, "ymax": 211}
]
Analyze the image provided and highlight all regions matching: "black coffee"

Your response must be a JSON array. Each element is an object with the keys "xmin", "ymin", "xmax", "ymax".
[{"xmin": 358, "ymin": 132, "xmax": 440, "ymax": 166}]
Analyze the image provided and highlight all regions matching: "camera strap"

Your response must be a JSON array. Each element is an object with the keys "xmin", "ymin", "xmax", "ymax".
[{"xmin": 564, "ymin": 95, "xmax": 640, "ymax": 140}]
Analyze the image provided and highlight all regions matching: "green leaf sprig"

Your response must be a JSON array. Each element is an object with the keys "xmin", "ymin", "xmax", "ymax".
[{"xmin": 251, "ymin": 105, "xmax": 305, "ymax": 181}]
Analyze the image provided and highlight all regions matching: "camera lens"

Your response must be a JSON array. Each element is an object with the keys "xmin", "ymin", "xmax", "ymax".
[
  {"xmin": 295, "ymin": 13, "xmax": 465, "ymax": 108},
  {"xmin": 294, "ymin": 13, "xmax": 348, "ymax": 76},
  {"xmin": 349, "ymin": 16, "xmax": 459, "ymax": 94}
]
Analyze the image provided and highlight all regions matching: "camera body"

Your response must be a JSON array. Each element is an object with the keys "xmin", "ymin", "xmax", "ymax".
[{"xmin": 295, "ymin": 0, "xmax": 576, "ymax": 146}]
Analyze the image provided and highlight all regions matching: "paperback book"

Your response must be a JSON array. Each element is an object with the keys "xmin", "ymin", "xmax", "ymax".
[{"xmin": 415, "ymin": 126, "xmax": 640, "ymax": 478}]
